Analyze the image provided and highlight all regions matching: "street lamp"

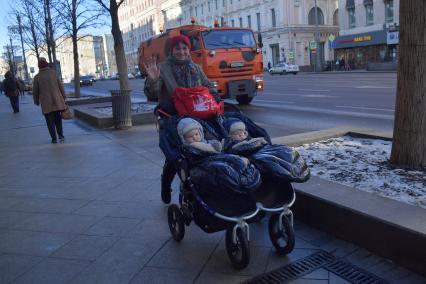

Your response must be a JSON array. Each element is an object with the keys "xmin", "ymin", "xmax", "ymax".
[{"xmin": 314, "ymin": 0, "xmax": 321, "ymax": 72}]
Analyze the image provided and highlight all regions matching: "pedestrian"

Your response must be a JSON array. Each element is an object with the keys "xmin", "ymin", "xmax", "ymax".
[
  {"xmin": 143, "ymin": 34, "xmax": 219, "ymax": 204},
  {"xmin": 335, "ymin": 59, "xmax": 339, "ymax": 71},
  {"xmin": 267, "ymin": 61, "xmax": 272, "ymax": 71},
  {"xmin": 17, "ymin": 77, "xmax": 25, "ymax": 96},
  {"xmin": 0, "ymin": 80, "xmax": 4, "ymax": 95},
  {"xmin": 339, "ymin": 57, "xmax": 345, "ymax": 71},
  {"xmin": 32, "ymin": 57, "xmax": 67, "ymax": 144},
  {"xmin": 2, "ymin": 71, "xmax": 20, "ymax": 113}
]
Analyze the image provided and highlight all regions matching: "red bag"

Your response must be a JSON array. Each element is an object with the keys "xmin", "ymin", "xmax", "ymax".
[{"xmin": 172, "ymin": 86, "xmax": 224, "ymax": 119}]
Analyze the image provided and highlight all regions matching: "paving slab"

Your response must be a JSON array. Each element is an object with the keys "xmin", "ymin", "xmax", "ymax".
[{"xmin": 1, "ymin": 95, "xmax": 425, "ymax": 283}]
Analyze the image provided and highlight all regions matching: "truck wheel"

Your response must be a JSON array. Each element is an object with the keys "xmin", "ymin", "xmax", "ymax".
[{"xmin": 236, "ymin": 95, "xmax": 253, "ymax": 105}]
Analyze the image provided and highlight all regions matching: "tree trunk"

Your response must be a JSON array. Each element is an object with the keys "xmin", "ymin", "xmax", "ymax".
[
  {"xmin": 17, "ymin": 15, "xmax": 29, "ymax": 80},
  {"xmin": 72, "ymin": 34, "xmax": 80, "ymax": 98},
  {"xmin": 110, "ymin": 0, "xmax": 129, "ymax": 91},
  {"xmin": 390, "ymin": 1, "xmax": 426, "ymax": 168},
  {"xmin": 46, "ymin": 0, "xmax": 58, "ymax": 70},
  {"xmin": 43, "ymin": 0, "xmax": 52, "ymax": 63}
]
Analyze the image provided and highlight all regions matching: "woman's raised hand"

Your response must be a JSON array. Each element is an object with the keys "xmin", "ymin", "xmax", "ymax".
[{"xmin": 143, "ymin": 56, "xmax": 160, "ymax": 81}]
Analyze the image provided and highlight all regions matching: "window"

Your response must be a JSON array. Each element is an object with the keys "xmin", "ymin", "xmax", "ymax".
[
  {"xmin": 256, "ymin": 13, "xmax": 261, "ymax": 30},
  {"xmin": 239, "ymin": 17, "xmax": 243, "ymax": 27},
  {"xmin": 365, "ymin": 4, "xmax": 374, "ymax": 25},
  {"xmin": 231, "ymin": 19, "xmax": 235, "ymax": 27},
  {"xmin": 221, "ymin": 16, "xmax": 224, "ymax": 26},
  {"xmin": 308, "ymin": 7, "xmax": 324, "ymax": 25},
  {"xmin": 333, "ymin": 9, "xmax": 339, "ymax": 26},
  {"xmin": 223, "ymin": 0, "xmax": 225, "ymax": 7},
  {"xmin": 271, "ymin": 8, "xmax": 276, "ymax": 27},
  {"xmin": 208, "ymin": 1, "xmax": 211, "ymax": 12},
  {"xmin": 348, "ymin": 8, "xmax": 355, "ymax": 28},
  {"xmin": 195, "ymin": 6, "xmax": 198, "ymax": 16},
  {"xmin": 385, "ymin": 0, "xmax": 394, "ymax": 23},
  {"xmin": 247, "ymin": 15, "xmax": 251, "ymax": 28},
  {"xmin": 201, "ymin": 4, "xmax": 204, "ymax": 15},
  {"xmin": 215, "ymin": 0, "xmax": 218, "ymax": 9}
]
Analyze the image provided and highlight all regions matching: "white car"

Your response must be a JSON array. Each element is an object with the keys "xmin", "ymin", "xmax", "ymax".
[
  {"xmin": 127, "ymin": 73, "xmax": 135, "ymax": 79},
  {"xmin": 269, "ymin": 63, "xmax": 299, "ymax": 75}
]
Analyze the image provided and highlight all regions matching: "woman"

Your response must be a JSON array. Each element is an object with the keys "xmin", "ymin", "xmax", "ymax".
[
  {"xmin": 2, "ymin": 71, "xmax": 20, "ymax": 113},
  {"xmin": 144, "ymin": 35, "xmax": 219, "ymax": 204},
  {"xmin": 33, "ymin": 58, "xmax": 67, "ymax": 144}
]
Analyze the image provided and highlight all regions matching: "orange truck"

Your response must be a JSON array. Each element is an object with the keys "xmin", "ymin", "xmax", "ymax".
[{"xmin": 138, "ymin": 22, "xmax": 264, "ymax": 105}]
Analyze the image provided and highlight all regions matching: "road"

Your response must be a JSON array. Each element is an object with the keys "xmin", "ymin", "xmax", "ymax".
[{"xmin": 65, "ymin": 72, "xmax": 397, "ymax": 137}]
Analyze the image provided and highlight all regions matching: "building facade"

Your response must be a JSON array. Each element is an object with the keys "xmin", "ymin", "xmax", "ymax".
[
  {"xmin": 25, "ymin": 36, "xmax": 106, "ymax": 82},
  {"xmin": 102, "ymin": 34, "xmax": 118, "ymax": 77},
  {"xmin": 119, "ymin": 0, "xmax": 338, "ymax": 71},
  {"xmin": 335, "ymin": 0, "xmax": 399, "ymax": 70},
  {"xmin": 118, "ymin": 0, "xmax": 163, "ymax": 73}
]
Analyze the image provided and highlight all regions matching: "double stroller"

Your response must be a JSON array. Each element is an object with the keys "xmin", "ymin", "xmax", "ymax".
[{"xmin": 156, "ymin": 104, "xmax": 310, "ymax": 269}]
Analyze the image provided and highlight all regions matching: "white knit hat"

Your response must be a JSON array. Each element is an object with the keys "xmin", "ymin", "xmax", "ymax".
[
  {"xmin": 177, "ymin": 118, "xmax": 204, "ymax": 143},
  {"xmin": 229, "ymin": 121, "xmax": 246, "ymax": 134}
]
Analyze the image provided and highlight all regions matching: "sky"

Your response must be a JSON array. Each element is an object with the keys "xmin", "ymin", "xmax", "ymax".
[{"xmin": 0, "ymin": 0, "xmax": 111, "ymax": 56}]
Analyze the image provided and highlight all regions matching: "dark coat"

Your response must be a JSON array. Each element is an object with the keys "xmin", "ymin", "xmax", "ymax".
[{"xmin": 3, "ymin": 77, "xmax": 19, "ymax": 97}]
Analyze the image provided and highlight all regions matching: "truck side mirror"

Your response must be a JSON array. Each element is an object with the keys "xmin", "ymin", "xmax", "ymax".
[{"xmin": 258, "ymin": 33, "xmax": 263, "ymax": 48}]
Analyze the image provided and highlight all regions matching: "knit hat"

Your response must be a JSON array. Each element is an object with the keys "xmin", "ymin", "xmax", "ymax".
[
  {"xmin": 170, "ymin": 35, "xmax": 191, "ymax": 50},
  {"xmin": 177, "ymin": 117, "xmax": 204, "ymax": 143},
  {"xmin": 224, "ymin": 118, "xmax": 246, "ymax": 134},
  {"xmin": 38, "ymin": 57, "xmax": 49, "ymax": 69}
]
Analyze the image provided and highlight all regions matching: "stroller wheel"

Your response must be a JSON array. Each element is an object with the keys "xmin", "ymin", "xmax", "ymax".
[
  {"xmin": 268, "ymin": 214, "xmax": 295, "ymax": 255},
  {"xmin": 168, "ymin": 204, "xmax": 185, "ymax": 242},
  {"xmin": 225, "ymin": 227, "xmax": 250, "ymax": 270}
]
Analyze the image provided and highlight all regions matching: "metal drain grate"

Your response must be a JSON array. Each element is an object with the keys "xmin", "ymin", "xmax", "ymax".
[
  {"xmin": 244, "ymin": 250, "xmax": 335, "ymax": 284},
  {"xmin": 244, "ymin": 250, "xmax": 389, "ymax": 284},
  {"xmin": 325, "ymin": 259, "xmax": 389, "ymax": 284}
]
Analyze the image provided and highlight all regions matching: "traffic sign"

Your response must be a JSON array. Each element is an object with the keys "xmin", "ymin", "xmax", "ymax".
[
  {"xmin": 309, "ymin": 41, "xmax": 317, "ymax": 50},
  {"xmin": 328, "ymin": 34, "xmax": 335, "ymax": 42},
  {"xmin": 288, "ymin": 51, "xmax": 294, "ymax": 59}
]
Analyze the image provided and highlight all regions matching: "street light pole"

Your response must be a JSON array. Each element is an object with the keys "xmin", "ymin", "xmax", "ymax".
[{"xmin": 314, "ymin": 0, "xmax": 321, "ymax": 72}]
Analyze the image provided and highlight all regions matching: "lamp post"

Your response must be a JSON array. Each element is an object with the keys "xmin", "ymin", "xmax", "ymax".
[{"xmin": 314, "ymin": 0, "xmax": 321, "ymax": 72}]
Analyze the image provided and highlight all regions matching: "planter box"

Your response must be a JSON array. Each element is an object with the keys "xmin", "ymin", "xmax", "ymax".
[
  {"xmin": 272, "ymin": 127, "xmax": 425, "ymax": 276},
  {"xmin": 66, "ymin": 96, "xmax": 112, "ymax": 106},
  {"xmin": 73, "ymin": 102, "xmax": 156, "ymax": 129}
]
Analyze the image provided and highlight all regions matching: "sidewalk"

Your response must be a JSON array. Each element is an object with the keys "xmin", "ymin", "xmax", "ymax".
[{"xmin": 0, "ymin": 95, "xmax": 424, "ymax": 283}]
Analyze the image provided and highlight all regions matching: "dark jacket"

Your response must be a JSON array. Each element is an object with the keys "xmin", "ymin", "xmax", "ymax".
[
  {"xmin": 3, "ymin": 76, "xmax": 19, "ymax": 97},
  {"xmin": 144, "ymin": 57, "xmax": 217, "ymax": 105}
]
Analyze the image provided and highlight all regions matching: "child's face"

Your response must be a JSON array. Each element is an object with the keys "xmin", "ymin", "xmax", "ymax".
[
  {"xmin": 230, "ymin": 129, "xmax": 248, "ymax": 141},
  {"xmin": 184, "ymin": 129, "xmax": 202, "ymax": 143}
]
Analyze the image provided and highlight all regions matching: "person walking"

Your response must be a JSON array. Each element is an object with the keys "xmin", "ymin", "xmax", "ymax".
[
  {"xmin": 144, "ymin": 35, "xmax": 219, "ymax": 204},
  {"xmin": 17, "ymin": 78, "xmax": 25, "ymax": 96},
  {"xmin": 32, "ymin": 58, "xmax": 67, "ymax": 144},
  {"xmin": 2, "ymin": 71, "xmax": 20, "ymax": 113}
]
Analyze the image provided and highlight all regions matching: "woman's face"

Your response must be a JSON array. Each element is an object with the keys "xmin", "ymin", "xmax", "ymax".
[{"xmin": 172, "ymin": 41, "xmax": 190, "ymax": 61}]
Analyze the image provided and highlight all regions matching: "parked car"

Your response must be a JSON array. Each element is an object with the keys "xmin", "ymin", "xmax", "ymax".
[
  {"xmin": 79, "ymin": 76, "xmax": 93, "ymax": 86},
  {"xmin": 88, "ymin": 75, "xmax": 97, "ymax": 82},
  {"xmin": 127, "ymin": 73, "xmax": 135, "ymax": 79},
  {"xmin": 269, "ymin": 62, "xmax": 299, "ymax": 75}
]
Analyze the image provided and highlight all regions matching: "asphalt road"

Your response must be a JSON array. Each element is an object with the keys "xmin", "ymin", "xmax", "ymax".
[{"xmin": 65, "ymin": 72, "xmax": 397, "ymax": 137}]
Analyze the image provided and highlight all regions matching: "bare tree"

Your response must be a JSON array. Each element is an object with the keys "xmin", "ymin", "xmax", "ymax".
[
  {"xmin": 10, "ymin": 0, "xmax": 44, "ymax": 64},
  {"xmin": 390, "ymin": 0, "xmax": 426, "ymax": 168},
  {"xmin": 55, "ymin": 0, "xmax": 103, "ymax": 97},
  {"xmin": 93, "ymin": 0, "xmax": 129, "ymax": 91}
]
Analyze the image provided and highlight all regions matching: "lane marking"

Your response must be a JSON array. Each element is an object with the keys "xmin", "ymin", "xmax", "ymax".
[
  {"xmin": 302, "ymin": 94, "xmax": 338, "ymax": 98},
  {"xmin": 254, "ymin": 99, "xmax": 295, "ymax": 104},
  {"xmin": 298, "ymin": 89, "xmax": 330, "ymax": 92},
  {"xmin": 335, "ymin": 105, "xmax": 394, "ymax": 112},
  {"xmin": 355, "ymin": 86, "xmax": 394, "ymax": 89}
]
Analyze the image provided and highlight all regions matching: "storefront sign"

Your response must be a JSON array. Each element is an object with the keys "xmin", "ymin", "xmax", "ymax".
[
  {"xmin": 387, "ymin": 31, "xmax": 399, "ymax": 45},
  {"xmin": 334, "ymin": 30, "xmax": 387, "ymax": 49},
  {"xmin": 288, "ymin": 51, "xmax": 294, "ymax": 59},
  {"xmin": 309, "ymin": 41, "xmax": 317, "ymax": 50},
  {"xmin": 354, "ymin": 35, "xmax": 372, "ymax": 42}
]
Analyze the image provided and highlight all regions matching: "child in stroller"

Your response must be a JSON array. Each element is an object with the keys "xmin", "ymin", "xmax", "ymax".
[{"xmin": 157, "ymin": 108, "xmax": 309, "ymax": 269}]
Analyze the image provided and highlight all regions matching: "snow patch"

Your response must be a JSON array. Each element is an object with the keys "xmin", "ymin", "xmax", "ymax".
[{"xmin": 296, "ymin": 136, "xmax": 426, "ymax": 208}]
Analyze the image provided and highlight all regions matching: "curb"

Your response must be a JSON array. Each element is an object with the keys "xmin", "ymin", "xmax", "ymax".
[{"xmin": 273, "ymin": 127, "xmax": 425, "ymax": 276}]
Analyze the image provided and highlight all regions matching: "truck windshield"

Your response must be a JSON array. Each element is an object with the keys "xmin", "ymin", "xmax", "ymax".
[{"xmin": 201, "ymin": 29, "xmax": 256, "ymax": 49}]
